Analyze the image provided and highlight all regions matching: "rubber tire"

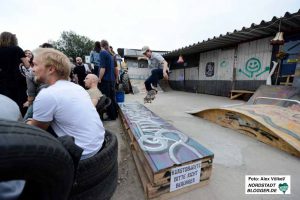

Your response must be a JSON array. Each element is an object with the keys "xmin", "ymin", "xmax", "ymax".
[
  {"xmin": 0, "ymin": 120, "xmax": 74, "ymax": 200},
  {"xmin": 71, "ymin": 130, "xmax": 118, "ymax": 194},
  {"xmin": 69, "ymin": 162, "xmax": 118, "ymax": 200},
  {"xmin": 121, "ymin": 73, "xmax": 130, "ymax": 94}
]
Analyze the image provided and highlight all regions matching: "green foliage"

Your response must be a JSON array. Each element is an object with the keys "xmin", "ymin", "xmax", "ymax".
[{"xmin": 51, "ymin": 31, "xmax": 94, "ymax": 61}]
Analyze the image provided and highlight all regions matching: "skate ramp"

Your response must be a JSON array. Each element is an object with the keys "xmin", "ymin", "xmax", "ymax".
[
  {"xmin": 247, "ymin": 85, "xmax": 300, "ymax": 105},
  {"xmin": 190, "ymin": 85, "xmax": 300, "ymax": 157},
  {"xmin": 158, "ymin": 80, "xmax": 172, "ymax": 92}
]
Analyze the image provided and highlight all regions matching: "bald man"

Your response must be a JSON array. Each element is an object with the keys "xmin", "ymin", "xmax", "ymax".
[{"xmin": 84, "ymin": 74, "xmax": 103, "ymax": 106}]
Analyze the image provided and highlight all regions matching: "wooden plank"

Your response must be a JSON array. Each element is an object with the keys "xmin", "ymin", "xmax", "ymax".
[
  {"xmin": 230, "ymin": 90, "xmax": 255, "ymax": 100},
  {"xmin": 230, "ymin": 93, "xmax": 243, "ymax": 100}
]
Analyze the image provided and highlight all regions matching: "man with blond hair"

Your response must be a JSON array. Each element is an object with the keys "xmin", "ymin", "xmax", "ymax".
[
  {"xmin": 84, "ymin": 74, "xmax": 103, "ymax": 106},
  {"xmin": 27, "ymin": 48, "xmax": 105, "ymax": 159}
]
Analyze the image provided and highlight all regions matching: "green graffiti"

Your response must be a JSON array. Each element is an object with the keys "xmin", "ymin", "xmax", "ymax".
[
  {"xmin": 239, "ymin": 58, "xmax": 269, "ymax": 78},
  {"xmin": 256, "ymin": 66, "xmax": 270, "ymax": 77},
  {"xmin": 220, "ymin": 60, "xmax": 229, "ymax": 68}
]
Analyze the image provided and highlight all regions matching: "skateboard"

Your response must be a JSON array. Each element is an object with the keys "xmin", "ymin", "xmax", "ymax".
[{"xmin": 144, "ymin": 89, "xmax": 157, "ymax": 103}]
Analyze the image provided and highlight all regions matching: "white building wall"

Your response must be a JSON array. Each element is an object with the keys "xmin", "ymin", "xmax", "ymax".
[
  {"xmin": 198, "ymin": 49, "xmax": 235, "ymax": 81},
  {"xmin": 199, "ymin": 49, "xmax": 220, "ymax": 80},
  {"xmin": 217, "ymin": 49, "xmax": 235, "ymax": 80},
  {"xmin": 185, "ymin": 67, "xmax": 199, "ymax": 80},
  {"xmin": 236, "ymin": 37, "xmax": 272, "ymax": 80},
  {"xmin": 169, "ymin": 69, "xmax": 184, "ymax": 81}
]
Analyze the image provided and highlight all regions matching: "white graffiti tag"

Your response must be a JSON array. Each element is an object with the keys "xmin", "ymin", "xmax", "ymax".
[{"xmin": 119, "ymin": 103, "xmax": 203, "ymax": 164}]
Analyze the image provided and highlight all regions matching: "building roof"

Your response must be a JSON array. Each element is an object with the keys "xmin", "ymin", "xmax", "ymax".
[
  {"xmin": 164, "ymin": 9, "xmax": 300, "ymax": 58},
  {"xmin": 117, "ymin": 48, "xmax": 168, "ymax": 58}
]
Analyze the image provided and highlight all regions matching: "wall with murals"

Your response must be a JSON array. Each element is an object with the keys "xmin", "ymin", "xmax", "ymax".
[
  {"xmin": 236, "ymin": 37, "xmax": 272, "ymax": 81},
  {"xmin": 168, "ymin": 37, "xmax": 275, "ymax": 96},
  {"xmin": 198, "ymin": 48, "xmax": 235, "ymax": 81}
]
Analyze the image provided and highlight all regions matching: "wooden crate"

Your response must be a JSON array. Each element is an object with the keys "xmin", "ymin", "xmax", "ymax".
[
  {"xmin": 230, "ymin": 90, "xmax": 254, "ymax": 100},
  {"xmin": 119, "ymin": 103, "xmax": 214, "ymax": 199}
]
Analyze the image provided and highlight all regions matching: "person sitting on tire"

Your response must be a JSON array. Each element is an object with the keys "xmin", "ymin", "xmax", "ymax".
[
  {"xmin": 84, "ymin": 74, "xmax": 103, "ymax": 106},
  {"xmin": 26, "ymin": 48, "xmax": 105, "ymax": 159}
]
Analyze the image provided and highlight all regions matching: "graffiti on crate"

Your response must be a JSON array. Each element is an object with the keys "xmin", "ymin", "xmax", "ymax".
[
  {"xmin": 119, "ymin": 103, "xmax": 204, "ymax": 165},
  {"xmin": 220, "ymin": 60, "xmax": 229, "ymax": 68},
  {"xmin": 239, "ymin": 57, "xmax": 270, "ymax": 78},
  {"xmin": 205, "ymin": 62, "xmax": 215, "ymax": 77}
]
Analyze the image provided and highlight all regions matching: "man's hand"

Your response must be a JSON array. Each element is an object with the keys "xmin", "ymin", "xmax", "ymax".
[{"xmin": 23, "ymin": 101, "xmax": 30, "ymax": 107}]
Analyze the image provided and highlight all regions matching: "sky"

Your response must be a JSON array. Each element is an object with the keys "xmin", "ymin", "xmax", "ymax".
[{"xmin": 1, "ymin": 0, "xmax": 300, "ymax": 52}]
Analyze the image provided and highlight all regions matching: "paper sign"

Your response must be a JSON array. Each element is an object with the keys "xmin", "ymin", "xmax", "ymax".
[{"xmin": 170, "ymin": 161, "xmax": 201, "ymax": 192}]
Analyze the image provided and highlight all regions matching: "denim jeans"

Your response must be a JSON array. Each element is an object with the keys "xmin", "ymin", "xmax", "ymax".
[
  {"xmin": 144, "ymin": 68, "xmax": 163, "ymax": 91},
  {"xmin": 99, "ymin": 81, "xmax": 117, "ymax": 120}
]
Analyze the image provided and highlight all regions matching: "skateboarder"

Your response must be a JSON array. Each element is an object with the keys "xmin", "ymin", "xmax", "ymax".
[{"xmin": 140, "ymin": 46, "xmax": 169, "ymax": 103}]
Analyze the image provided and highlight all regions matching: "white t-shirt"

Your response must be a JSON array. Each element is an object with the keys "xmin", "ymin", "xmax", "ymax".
[{"xmin": 33, "ymin": 80, "xmax": 105, "ymax": 155}]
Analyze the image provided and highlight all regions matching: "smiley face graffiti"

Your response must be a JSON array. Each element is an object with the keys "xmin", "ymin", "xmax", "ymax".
[{"xmin": 239, "ymin": 57, "xmax": 270, "ymax": 78}]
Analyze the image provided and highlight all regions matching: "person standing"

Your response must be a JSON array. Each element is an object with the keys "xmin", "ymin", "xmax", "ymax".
[
  {"xmin": 98, "ymin": 40, "xmax": 118, "ymax": 120},
  {"xmin": 90, "ymin": 41, "xmax": 101, "ymax": 76},
  {"xmin": 73, "ymin": 57, "xmax": 88, "ymax": 88},
  {"xmin": 0, "ymin": 31, "xmax": 30, "ymax": 115}
]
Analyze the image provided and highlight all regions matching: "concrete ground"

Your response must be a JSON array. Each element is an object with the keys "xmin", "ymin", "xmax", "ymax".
[{"xmin": 106, "ymin": 90, "xmax": 299, "ymax": 200}]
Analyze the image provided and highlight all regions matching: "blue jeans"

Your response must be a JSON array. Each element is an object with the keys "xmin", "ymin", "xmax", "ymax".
[
  {"xmin": 23, "ymin": 104, "xmax": 33, "ymax": 121},
  {"xmin": 144, "ymin": 69, "xmax": 163, "ymax": 91},
  {"xmin": 99, "ymin": 81, "xmax": 117, "ymax": 120}
]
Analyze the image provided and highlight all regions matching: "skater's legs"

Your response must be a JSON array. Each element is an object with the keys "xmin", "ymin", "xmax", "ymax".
[{"xmin": 144, "ymin": 69, "xmax": 163, "ymax": 91}]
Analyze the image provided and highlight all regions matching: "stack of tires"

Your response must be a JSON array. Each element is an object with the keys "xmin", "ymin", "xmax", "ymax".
[
  {"xmin": 0, "ymin": 120, "xmax": 118, "ymax": 200},
  {"xmin": 69, "ymin": 130, "xmax": 118, "ymax": 200}
]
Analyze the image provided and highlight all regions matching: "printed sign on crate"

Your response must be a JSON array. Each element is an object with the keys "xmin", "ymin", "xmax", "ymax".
[{"xmin": 170, "ymin": 161, "xmax": 201, "ymax": 192}]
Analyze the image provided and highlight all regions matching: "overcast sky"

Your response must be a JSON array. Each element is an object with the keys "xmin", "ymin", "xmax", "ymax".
[{"xmin": 1, "ymin": 0, "xmax": 299, "ymax": 52}]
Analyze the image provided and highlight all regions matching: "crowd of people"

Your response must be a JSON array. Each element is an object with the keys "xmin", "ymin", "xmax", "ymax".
[{"xmin": 0, "ymin": 31, "xmax": 120, "ymax": 199}]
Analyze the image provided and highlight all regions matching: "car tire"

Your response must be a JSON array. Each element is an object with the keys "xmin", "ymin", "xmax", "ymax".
[
  {"xmin": 0, "ymin": 120, "xmax": 74, "ymax": 200},
  {"xmin": 71, "ymin": 130, "xmax": 118, "ymax": 194},
  {"xmin": 69, "ymin": 162, "xmax": 118, "ymax": 200}
]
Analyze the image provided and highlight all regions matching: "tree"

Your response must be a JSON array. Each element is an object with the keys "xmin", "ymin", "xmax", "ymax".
[{"xmin": 51, "ymin": 31, "xmax": 94, "ymax": 61}]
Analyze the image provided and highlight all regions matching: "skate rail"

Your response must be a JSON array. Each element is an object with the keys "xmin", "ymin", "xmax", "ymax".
[{"xmin": 253, "ymin": 97, "xmax": 300, "ymax": 105}]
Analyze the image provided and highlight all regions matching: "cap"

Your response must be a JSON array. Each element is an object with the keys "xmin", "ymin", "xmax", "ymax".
[{"xmin": 141, "ymin": 46, "xmax": 150, "ymax": 54}]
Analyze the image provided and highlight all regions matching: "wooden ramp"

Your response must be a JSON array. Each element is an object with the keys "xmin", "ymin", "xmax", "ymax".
[
  {"xmin": 119, "ymin": 102, "xmax": 214, "ymax": 199},
  {"xmin": 191, "ymin": 104, "xmax": 300, "ymax": 157}
]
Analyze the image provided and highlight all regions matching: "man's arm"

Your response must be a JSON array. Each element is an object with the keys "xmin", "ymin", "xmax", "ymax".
[
  {"xmin": 26, "ymin": 119, "xmax": 50, "ymax": 130},
  {"xmin": 91, "ymin": 98, "xmax": 98, "ymax": 106},
  {"xmin": 162, "ymin": 60, "xmax": 169, "ymax": 80},
  {"xmin": 114, "ymin": 67, "xmax": 119, "ymax": 84},
  {"xmin": 137, "ymin": 56, "xmax": 148, "ymax": 61},
  {"xmin": 99, "ymin": 68, "xmax": 106, "ymax": 83}
]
